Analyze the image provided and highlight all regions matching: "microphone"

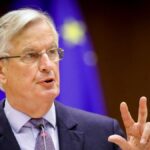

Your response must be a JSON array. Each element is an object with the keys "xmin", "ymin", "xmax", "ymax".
[
  {"xmin": 38, "ymin": 124, "xmax": 45, "ymax": 130},
  {"xmin": 37, "ymin": 124, "xmax": 47, "ymax": 150},
  {"xmin": 38, "ymin": 124, "xmax": 47, "ymax": 138}
]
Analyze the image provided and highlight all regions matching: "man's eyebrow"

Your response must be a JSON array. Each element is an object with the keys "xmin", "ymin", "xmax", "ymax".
[
  {"xmin": 21, "ymin": 42, "xmax": 58, "ymax": 53},
  {"xmin": 21, "ymin": 45, "xmax": 42, "ymax": 53},
  {"xmin": 48, "ymin": 43, "xmax": 58, "ymax": 49},
  {"xmin": 21, "ymin": 48, "xmax": 36, "ymax": 53}
]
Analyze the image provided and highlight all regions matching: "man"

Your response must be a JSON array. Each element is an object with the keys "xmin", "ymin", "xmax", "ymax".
[{"xmin": 0, "ymin": 8, "xmax": 149, "ymax": 150}]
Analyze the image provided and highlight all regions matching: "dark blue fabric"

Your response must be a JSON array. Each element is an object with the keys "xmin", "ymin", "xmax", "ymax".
[{"xmin": 0, "ymin": 100, "xmax": 124, "ymax": 150}]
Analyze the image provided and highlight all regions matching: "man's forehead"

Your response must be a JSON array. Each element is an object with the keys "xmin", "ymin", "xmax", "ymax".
[
  {"xmin": 11, "ymin": 20, "xmax": 57, "ymax": 43},
  {"xmin": 11, "ymin": 31, "xmax": 58, "ymax": 48},
  {"xmin": 9, "ymin": 20, "xmax": 58, "ymax": 54},
  {"xmin": 21, "ymin": 41, "xmax": 58, "ymax": 52}
]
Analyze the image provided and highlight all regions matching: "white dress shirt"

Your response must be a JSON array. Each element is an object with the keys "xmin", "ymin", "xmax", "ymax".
[{"xmin": 4, "ymin": 99, "xmax": 59, "ymax": 150}]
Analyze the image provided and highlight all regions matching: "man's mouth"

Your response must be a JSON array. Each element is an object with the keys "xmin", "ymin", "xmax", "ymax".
[
  {"xmin": 44, "ymin": 79, "xmax": 54, "ymax": 83},
  {"xmin": 37, "ymin": 78, "xmax": 55, "ymax": 88}
]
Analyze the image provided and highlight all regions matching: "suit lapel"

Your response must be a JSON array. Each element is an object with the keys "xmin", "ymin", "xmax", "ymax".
[
  {"xmin": 0, "ymin": 101, "xmax": 20, "ymax": 150},
  {"xmin": 0, "ymin": 100, "xmax": 84, "ymax": 150},
  {"xmin": 55, "ymin": 102, "xmax": 84, "ymax": 150}
]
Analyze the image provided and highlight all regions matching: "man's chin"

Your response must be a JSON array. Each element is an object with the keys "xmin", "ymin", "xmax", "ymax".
[{"xmin": 39, "ymin": 88, "xmax": 59, "ymax": 100}]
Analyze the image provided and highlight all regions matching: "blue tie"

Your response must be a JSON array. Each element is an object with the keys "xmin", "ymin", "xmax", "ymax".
[{"xmin": 30, "ymin": 118, "xmax": 55, "ymax": 150}]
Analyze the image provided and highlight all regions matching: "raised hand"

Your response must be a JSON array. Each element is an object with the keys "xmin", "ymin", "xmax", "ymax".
[{"xmin": 108, "ymin": 96, "xmax": 150, "ymax": 150}]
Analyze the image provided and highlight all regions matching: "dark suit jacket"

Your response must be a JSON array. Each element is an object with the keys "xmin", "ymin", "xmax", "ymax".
[{"xmin": 0, "ymin": 100, "xmax": 124, "ymax": 150}]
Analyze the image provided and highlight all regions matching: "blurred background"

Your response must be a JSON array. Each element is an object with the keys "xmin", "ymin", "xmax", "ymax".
[{"xmin": 0, "ymin": 0, "xmax": 150, "ymax": 129}]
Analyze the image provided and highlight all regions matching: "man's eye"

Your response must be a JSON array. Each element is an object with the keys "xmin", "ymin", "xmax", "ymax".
[
  {"xmin": 25, "ymin": 53, "xmax": 39, "ymax": 58},
  {"xmin": 48, "ymin": 50, "xmax": 57, "ymax": 55}
]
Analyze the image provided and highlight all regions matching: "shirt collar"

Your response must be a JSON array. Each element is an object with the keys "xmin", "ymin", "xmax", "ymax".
[
  {"xmin": 4, "ymin": 99, "xmax": 56, "ymax": 133},
  {"xmin": 43, "ymin": 102, "xmax": 56, "ymax": 128}
]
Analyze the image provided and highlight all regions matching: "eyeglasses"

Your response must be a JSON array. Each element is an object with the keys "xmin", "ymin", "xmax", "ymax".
[{"xmin": 0, "ymin": 48, "xmax": 64, "ymax": 64}]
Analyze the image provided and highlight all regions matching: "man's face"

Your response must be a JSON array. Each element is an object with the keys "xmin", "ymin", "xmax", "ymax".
[{"xmin": 1, "ymin": 20, "xmax": 60, "ymax": 116}]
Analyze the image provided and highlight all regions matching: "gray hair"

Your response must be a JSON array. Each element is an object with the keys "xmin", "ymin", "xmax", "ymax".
[{"xmin": 0, "ymin": 8, "xmax": 58, "ymax": 54}]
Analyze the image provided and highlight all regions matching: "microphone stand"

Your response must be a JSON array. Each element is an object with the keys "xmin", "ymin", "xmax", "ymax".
[{"xmin": 39, "ymin": 124, "xmax": 47, "ymax": 150}]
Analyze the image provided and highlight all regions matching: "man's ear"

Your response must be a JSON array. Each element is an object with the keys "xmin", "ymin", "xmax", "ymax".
[{"xmin": 0, "ymin": 61, "xmax": 7, "ymax": 84}]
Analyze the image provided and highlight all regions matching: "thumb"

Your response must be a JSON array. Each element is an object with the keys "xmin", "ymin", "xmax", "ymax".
[{"xmin": 108, "ymin": 134, "xmax": 130, "ymax": 150}]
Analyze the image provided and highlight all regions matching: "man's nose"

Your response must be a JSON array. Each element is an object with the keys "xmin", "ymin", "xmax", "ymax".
[{"xmin": 38, "ymin": 53, "xmax": 53, "ymax": 73}]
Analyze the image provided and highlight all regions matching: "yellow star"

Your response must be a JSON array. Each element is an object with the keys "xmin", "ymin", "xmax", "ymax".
[{"xmin": 61, "ymin": 19, "xmax": 86, "ymax": 45}]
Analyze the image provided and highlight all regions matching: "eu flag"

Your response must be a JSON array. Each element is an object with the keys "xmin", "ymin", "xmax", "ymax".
[{"xmin": 2, "ymin": 0, "xmax": 106, "ymax": 114}]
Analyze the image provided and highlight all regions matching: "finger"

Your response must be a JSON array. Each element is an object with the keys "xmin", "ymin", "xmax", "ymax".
[
  {"xmin": 120, "ymin": 102, "xmax": 135, "ymax": 129},
  {"xmin": 138, "ymin": 96, "xmax": 147, "ymax": 124},
  {"xmin": 140, "ymin": 122, "xmax": 150, "ymax": 144},
  {"xmin": 108, "ymin": 134, "xmax": 130, "ymax": 150}
]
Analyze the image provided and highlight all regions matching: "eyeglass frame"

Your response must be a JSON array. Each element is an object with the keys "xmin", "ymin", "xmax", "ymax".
[{"xmin": 0, "ymin": 48, "xmax": 64, "ymax": 64}]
